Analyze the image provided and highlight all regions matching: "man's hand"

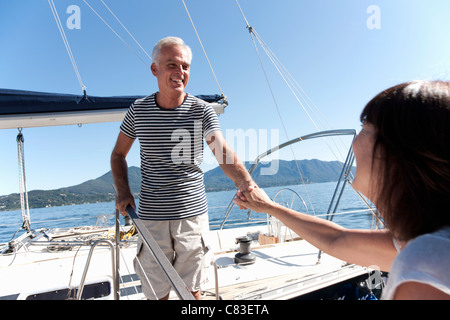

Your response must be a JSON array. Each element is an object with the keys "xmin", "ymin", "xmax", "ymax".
[
  {"xmin": 233, "ymin": 186, "xmax": 274, "ymax": 213},
  {"xmin": 115, "ymin": 190, "xmax": 136, "ymax": 216},
  {"xmin": 235, "ymin": 183, "xmax": 257, "ymax": 209},
  {"xmin": 111, "ymin": 132, "xmax": 136, "ymax": 216}
]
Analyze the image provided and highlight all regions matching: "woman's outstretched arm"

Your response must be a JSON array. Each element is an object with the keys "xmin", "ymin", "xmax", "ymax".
[{"xmin": 234, "ymin": 187, "xmax": 397, "ymax": 272}]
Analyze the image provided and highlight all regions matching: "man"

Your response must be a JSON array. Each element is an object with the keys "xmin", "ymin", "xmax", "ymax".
[{"xmin": 111, "ymin": 37, "xmax": 254, "ymax": 300}]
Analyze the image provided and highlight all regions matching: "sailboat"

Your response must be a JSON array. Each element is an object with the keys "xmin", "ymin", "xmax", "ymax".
[{"xmin": 0, "ymin": 0, "xmax": 390, "ymax": 300}]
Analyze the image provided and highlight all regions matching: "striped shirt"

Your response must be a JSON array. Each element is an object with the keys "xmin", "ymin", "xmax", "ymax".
[{"xmin": 120, "ymin": 93, "xmax": 221, "ymax": 220}]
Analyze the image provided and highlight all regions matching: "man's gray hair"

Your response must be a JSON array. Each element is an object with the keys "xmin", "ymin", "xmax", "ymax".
[{"xmin": 152, "ymin": 36, "xmax": 192, "ymax": 64}]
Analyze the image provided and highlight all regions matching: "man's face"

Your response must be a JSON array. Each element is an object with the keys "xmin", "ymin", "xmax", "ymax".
[{"xmin": 151, "ymin": 45, "xmax": 191, "ymax": 96}]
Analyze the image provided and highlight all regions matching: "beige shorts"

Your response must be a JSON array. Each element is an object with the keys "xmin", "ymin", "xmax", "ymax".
[{"xmin": 133, "ymin": 214, "xmax": 210, "ymax": 299}]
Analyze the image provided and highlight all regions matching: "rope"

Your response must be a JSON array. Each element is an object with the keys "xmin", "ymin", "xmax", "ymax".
[
  {"xmin": 180, "ymin": 0, "xmax": 224, "ymax": 97},
  {"xmin": 48, "ymin": 0, "xmax": 87, "ymax": 94},
  {"xmin": 16, "ymin": 129, "xmax": 31, "ymax": 232}
]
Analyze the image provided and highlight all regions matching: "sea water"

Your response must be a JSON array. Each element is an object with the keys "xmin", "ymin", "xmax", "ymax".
[{"xmin": 0, "ymin": 182, "xmax": 377, "ymax": 244}]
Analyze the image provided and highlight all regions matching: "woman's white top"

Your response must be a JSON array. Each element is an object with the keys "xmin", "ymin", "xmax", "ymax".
[{"xmin": 382, "ymin": 226, "xmax": 450, "ymax": 299}]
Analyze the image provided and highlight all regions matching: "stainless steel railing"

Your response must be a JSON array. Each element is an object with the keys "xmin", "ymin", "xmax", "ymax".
[
  {"xmin": 123, "ymin": 206, "xmax": 195, "ymax": 300},
  {"xmin": 77, "ymin": 239, "xmax": 118, "ymax": 300},
  {"xmin": 78, "ymin": 205, "xmax": 194, "ymax": 300}
]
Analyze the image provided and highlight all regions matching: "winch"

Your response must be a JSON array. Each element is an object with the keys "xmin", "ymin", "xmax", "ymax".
[{"xmin": 234, "ymin": 236, "xmax": 256, "ymax": 265}]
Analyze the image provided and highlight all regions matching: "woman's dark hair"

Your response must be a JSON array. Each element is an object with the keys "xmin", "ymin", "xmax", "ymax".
[{"xmin": 360, "ymin": 80, "xmax": 450, "ymax": 241}]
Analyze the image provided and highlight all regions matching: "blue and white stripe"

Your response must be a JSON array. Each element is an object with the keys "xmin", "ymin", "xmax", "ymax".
[{"xmin": 120, "ymin": 93, "xmax": 221, "ymax": 220}]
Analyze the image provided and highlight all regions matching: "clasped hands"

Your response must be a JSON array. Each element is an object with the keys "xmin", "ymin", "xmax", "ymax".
[{"xmin": 233, "ymin": 184, "xmax": 274, "ymax": 214}]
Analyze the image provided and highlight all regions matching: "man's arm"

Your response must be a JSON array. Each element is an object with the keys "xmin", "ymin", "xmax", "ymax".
[
  {"xmin": 206, "ymin": 131, "xmax": 255, "ymax": 195},
  {"xmin": 111, "ymin": 132, "xmax": 136, "ymax": 215}
]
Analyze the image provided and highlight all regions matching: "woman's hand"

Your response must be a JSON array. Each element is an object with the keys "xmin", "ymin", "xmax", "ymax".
[{"xmin": 233, "ymin": 186, "xmax": 275, "ymax": 213}]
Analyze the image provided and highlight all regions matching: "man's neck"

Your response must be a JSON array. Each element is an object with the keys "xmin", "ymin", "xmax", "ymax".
[{"xmin": 155, "ymin": 91, "xmax": 186, "ymax": 109}]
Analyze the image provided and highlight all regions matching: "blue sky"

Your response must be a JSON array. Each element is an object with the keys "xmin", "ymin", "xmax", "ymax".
[{"xmin": 1, "ymin": 0, "xmax": 449, "ymax": 196}]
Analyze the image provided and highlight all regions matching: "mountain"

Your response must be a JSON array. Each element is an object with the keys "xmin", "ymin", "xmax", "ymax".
[
  {"xmin": 0, "ymin": 167, "xmax": 142, "ymax": 211},
  {"xmin": 0, "ymin": 160, "xmax": 352, "ymax": 210},
  {"xmin": 204, "ymin": 159, "xmax": 348, "ymax": 192}
]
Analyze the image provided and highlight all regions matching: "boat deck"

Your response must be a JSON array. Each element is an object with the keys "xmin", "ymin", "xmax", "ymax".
[
  {"xmin": 0, "ymin": 225, "xmax": 369, "ymax": 300},
  {"xmin": 176, "ymin": 225, "xmax": 367, "ymax": 300}
]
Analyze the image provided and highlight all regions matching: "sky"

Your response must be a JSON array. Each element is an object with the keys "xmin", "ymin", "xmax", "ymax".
[{"xmin": 0, "ymin": 0, "xmax": 449, "ymax": 196}]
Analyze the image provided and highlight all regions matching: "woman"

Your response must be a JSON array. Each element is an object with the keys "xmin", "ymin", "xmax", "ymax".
[{"xmin": 234, "ymin": 80, "xmax": 450, "ymax": 300}]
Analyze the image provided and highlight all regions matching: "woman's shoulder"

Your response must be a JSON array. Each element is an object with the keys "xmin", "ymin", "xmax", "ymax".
[
  {"xmin": 400, "ymin": 226, "xmax": 450, "ymax": 262},
  {"xmin": 382, "ymin": 227, "xmax": 450, "ymax": 299},
  {"xmin": 406, "ymin": 226, "xmax": 450, "ymax": 250}
]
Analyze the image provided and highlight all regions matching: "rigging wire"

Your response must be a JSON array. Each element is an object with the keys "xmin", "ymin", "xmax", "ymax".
[
  {"xmin": 86, "ymin": 0, "xmax": 226, "ymax": 99},
  {"xmin": 82, "ymin": 0, "xmax": 151, "ymax": 68},
  {"xmin": 252, "ymin": 36, "xmax": 317, "ymax": 214},
  {"xmin": 99, "ymin": 0, "xmax": 153, "ymax": 63},
  {"xmin": 252, "ymin": 29, "xmax": 348, "ymax": 163},
  {"xmin": 180, "ymin": 0, "xmax": 225, "ymax": 98},
  {"xmin": 235, "ymin": 0, "xmax": 347, "ymax": 162},
  {"xmin": 252, "ymin": 30, "xmax": 319, "ymax": 130},
  {"xmin": 48, "ymin": 0, "xmax": 87, "ymax": 94},
  {"xmin": 235, "ymin": 0, "xmax": 322, "ymax": 141},
  {"xmin": 234, "ymin": 0, "xmax": 378, "ymax": 222},
  {"xmin": 235, "ymin": 1, "xmax": 317, "ymax": 214},
  {"xmin": 236, "ymin": 0, "xmax": 332, "ymax": 131},
  {"xmin": 50, "ymin": 0, "xmax": 224, "ymax": 98}
]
